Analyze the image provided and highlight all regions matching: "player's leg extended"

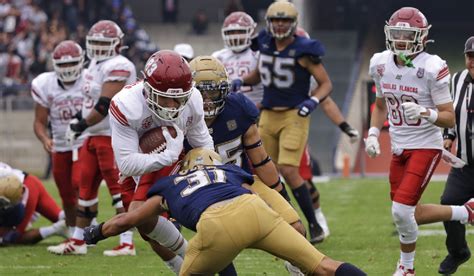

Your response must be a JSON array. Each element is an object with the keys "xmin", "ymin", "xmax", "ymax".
[
  {"xmin": 52, "ymin": 151, "xmax": 78, "ymax": 230},
  {"xmin": 390, "ymin": 149, "xmax": 441, "ymax": 273},
  {"xmin": 277, "ymin": 110, "xmax": 323, "ymax": 243},
  {"xmin": 94, "ymin": 136, "xmax": 135, "ymax": 255}
]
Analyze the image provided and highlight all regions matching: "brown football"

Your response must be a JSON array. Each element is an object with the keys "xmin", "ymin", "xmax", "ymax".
[{"xmin": 139, "ymin": 126, "xmax": 177, "ymax": 154}]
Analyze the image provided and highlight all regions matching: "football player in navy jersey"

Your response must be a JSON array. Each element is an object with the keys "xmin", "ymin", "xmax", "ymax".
[
  {"xmin": 84, "ymin": 148, "xmax": 366, "ymax": 276},
  {"xmin": 234, "ymin": 1, "xmax": 331, "ymax": 243},
  {"xmin": 189, "ymin": 55, "xmax": 307, "ymax": 274}
]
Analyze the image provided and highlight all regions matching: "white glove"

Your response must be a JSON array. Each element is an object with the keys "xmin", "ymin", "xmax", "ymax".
[
  {"xmin": 364, "ymin": 136, "xmax": 380, "ymax": 158},
  {"xmin": 401, "ymin": 102, "xmax": 426, "ymax": 120},
  {"xmin": 65, "ymin": 118, "xmax": 80, "ymax": 146},
  {"xmin": 161, "ymin": 124, "xmax": 184, "ymax": 163}
]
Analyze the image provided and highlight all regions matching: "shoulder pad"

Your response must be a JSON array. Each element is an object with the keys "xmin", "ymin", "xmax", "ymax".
[{"xmin": 294, "ymin": 37, "xmax": 325, "ymax": 58}]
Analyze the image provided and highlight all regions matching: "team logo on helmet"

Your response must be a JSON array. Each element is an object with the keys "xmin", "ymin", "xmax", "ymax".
[{"xmin": 265, "ymin": 1, "xmax": 298, "ymax": 40}]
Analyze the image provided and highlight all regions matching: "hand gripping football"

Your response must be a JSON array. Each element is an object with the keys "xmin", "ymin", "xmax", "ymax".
[{"xmin": 139, "ymin": 126, "xmax": 177, "ymax": 154}]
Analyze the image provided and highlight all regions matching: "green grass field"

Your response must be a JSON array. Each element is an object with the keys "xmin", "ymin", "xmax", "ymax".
[{"xmin": 1, "ymin": 178, "xmax": 473, "ymax": 275}]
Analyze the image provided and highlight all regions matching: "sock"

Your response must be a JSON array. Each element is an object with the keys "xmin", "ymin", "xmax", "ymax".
[
  {"xmin": 120, "ymin": 230, "xmax": 134, "ymax": 245},
  {"xmin": 91, "ymin": 217, "xmax": 98, "ymax": 226},
  {"xmin": 335, "ymin": 263, "xmax": 367, "ymax": 276},
  {"xmin": 72, "ymin": 227, "xmax": 84, "ymax": 241},
  {"xmin": 58, "ymin": 210, "xmax": 65, "ymax": 221},
  {"xmin": 400, "ymin": 251, "xmax": 415, "ymax": 270},
  {"xmin": 314, "ymin": 207, "xmax": 329, "ymax": 235},
  {"xmin": 292, "ymin": 184, "xmax": 319, "ymax": 228},
  {"xmin": 39, "ymin": 225, "xmax": 58, "ymax": 238},
  {"xmin": 146, "ymin": 216, "xmax": 188, "ymax": 257},
  {"xmin": 164, "ymin": 255, "xmax": 183, "ymax": 274},
  {"xmin": 68, "ymin": 226, "xmax": 75, "ymax": 237},
  {"xmin": 219, "ymin": 263, "xmax": 237, "ymax": 276},
  {"xmin": 451, "ymin": 206, "xmax": 468, "ymax": 222}
]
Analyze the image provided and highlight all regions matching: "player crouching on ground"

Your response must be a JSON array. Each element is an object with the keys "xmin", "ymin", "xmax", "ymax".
[
  {"xmin": 0, "ymin": 163, "xmax": 68, "ymax": 245},
  {"xmin": 84, "ymin": 148, "xmax": 367, "ymax": 276}
]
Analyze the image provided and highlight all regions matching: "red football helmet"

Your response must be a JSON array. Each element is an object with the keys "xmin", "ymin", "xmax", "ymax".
[
  {"xmin": 143, "ymin": 50, "xmax": 194, "ymax": 121},
  {"xmin": 86, "ymin": 20, "xmax": 123, "ymax": 61},
  {"xmin": 384, "ymin": 7, "xmax": 431, "ymax": 56},
  {"xmin": 295, "ymin": 27, "xmax": 310, "ymax": 39},
  {"xmin": 52, "ymin": 40, "xmax": 84, "ymax": 82},
  {"xmin": 221, "ymin": 11, "xmax": 256, "ymax": 52}
]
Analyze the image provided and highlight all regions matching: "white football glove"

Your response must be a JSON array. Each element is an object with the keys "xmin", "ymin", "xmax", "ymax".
[
  {"xmin": 161, "ymin": 124, "xmax": 184, "ymax": 164},
  {"xmin": 65, "ymin": 118, "xmax": 80, "ymax": 146},
  {"xmin": 364, "ymin": 136, "xmax": 380, "ymax": 158},
  {"xmin": 401, "ymin": 102, "xmax": 426, "ymax": 121}
]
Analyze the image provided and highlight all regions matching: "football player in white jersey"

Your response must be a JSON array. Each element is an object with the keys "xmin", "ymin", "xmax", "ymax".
[
  {"xmin": 32, "ymin": 40, "xmax": 85, "ymax": 239},
  {"xmin": 48, "ymin": 20, "xmax": 136, "ymax": 256},
  {"xmin": 365, "ymin": 7, "xmax": 474, "ymax": 276},
  {"xmin": 109, "ymin": 50, "xmax": 214, "ymax": 274}
]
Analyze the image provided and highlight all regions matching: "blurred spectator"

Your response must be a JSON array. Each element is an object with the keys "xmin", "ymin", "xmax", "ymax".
[
  {"xmin": 0, "ymin": 46, "xmax": 23, "ymax": 96},
  {"xmin": 162, "ymin": 0, "xmax": 178, "ymax": 23},
  {"xmin": 225, "ymin": 0, "xmax": 243, "ymax": 17},
  {"xmin": 191, "ymin": 9, "xmax": 208, "ymax": 35}
]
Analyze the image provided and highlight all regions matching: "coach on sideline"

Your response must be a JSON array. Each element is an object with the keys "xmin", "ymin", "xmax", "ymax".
[{"xmin": 439, "ymin": 36, "xmax": 474, "ymax": 275}]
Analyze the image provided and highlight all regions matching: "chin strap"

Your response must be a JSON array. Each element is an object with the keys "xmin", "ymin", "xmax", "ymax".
[{"xmin": 399, "ymin": 53, "xmax": 414, "ymax": 68}]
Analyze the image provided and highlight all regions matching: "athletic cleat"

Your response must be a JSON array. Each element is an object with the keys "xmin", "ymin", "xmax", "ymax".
[
  {"xmin": 463, "ymin": 199, "xmax": 474, "ymax": 225},
  {"xmin": 438, "ymin": 251, "xmax": 471, "ymax": 275},
  {"xmin": 393, "ymin": 262, "xmax": 415, "ymax": 276},
  {"xmin": 284, "ymin": 261, "xmax": 304, "ymax": 276},
  {"xmin": 315, "ymin": 210, "xmax": 330, "ymax": 238},
  {"xmin": 103, "ymin": 243, "xmax": 136, "ymax": 256},
  {"xmin": 308, "ymin": 223, "xmax": 324, "ymax": 244},
  {"xmin": 47, "ymin": 238, "xmax": 87, "ymax": 255}
]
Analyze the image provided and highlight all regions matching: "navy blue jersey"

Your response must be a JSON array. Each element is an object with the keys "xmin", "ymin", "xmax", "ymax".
[
  {"xmin": 209, "ymin": 93, "xmax": 259, "ymax": 173},
  {"xmin": 147, "ymin": 164, "xmax": 254, "ymax": 231},
  {"xmin": 255, "ymin": 29, "xmax": 325, "ymax": 109}
]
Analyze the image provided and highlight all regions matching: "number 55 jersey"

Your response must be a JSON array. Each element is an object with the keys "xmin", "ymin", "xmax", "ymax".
[
  {"xmin": 369, "ymin": 50, "xmax": 452, "ymax": 150},
  {"xmin": 31, "ymin": 72, "xmax": 85, "ymax": 152}
]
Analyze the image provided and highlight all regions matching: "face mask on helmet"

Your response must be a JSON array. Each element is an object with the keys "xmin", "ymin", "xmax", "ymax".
[
  {"xmin": 265, "ymin": 2, "xmax": 298, "ymax": 40},
  {"xmin": 52, "ymin": 41, "xmax": 84, "ymax": 83},
  {"xmin": 189, "ymin": 56, "xmax": 229, "ymax": 119},
  {"xmin": 384, "ymin": 7, "xmax": 431, "ymax": 56},
  {"xmin": 143, "ymin": 81, "xmax": 192, "ymax": 121},
  {"xmin": 221, "ymin": 12, "xmax": 256, "ymax": 52},
  {"xmin": 180, "ymin": 148, "xmax": 223, "ymax": 171},
  {"xmin": 196, "ymin": 80, "xmax": 229, "ymax": 119},
  {"xmin": 86, "ymin": 20, "xmax": 123, "ymax": 61}
]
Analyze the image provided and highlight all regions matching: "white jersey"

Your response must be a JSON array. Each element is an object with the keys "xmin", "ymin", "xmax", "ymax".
[
  {"xmin": 369, "ymin": 50, "xmax": 452, "ymax": 151},
  {"xmin": 0, "ymin": 162, "xmax": 25, "ymax": 183},
  {"xmin": 82, "ymin": 55, "xmax": 136, "ymax": 136},
  {"xmin": 109, "ymin": 80, "xmax": 214, "ymax": 177},
  {"xmin": 31, "ymin": 72, "xmax": 85, "ymax": 152},
  {"xmin": 212, "ymin": 48, "xmax": 263, "ymax": 105}
]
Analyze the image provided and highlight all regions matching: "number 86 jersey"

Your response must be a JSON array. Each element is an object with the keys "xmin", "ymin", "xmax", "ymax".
[{"xmin": 369, "ymin": 50, "xmax": 452, "ymax": 150}]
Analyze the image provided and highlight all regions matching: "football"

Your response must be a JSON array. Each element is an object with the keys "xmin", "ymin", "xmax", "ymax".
[{"xmin": 139, "ymin": 126, "xmax": 177, "ymax": 154}]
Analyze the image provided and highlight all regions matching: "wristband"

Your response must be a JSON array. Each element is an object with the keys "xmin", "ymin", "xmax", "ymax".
[
  {"xmin": 368, "ymin": 127, "xmax": 380, "ymax": 138},
  {"xmin": 422, "ymin": 109, "xmax": 438, "ymax": 124}
]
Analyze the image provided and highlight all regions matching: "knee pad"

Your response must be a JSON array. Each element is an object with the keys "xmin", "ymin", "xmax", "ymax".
[
  {"xmin": 77, "ymin": 197, "xmax": 98, "ymax": 219},
  {"xmin": 392, "ymin": 201, "xmax": 418, "ymax": 244}
]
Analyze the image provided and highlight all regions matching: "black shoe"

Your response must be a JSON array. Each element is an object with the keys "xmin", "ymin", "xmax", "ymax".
[
  {"xmin": 309, "ymin": 223, "xmax": 324, "ymax": 244},
  {"xmin": 438, "ymin": 251, "xmax": 471, "ymax": 275}
]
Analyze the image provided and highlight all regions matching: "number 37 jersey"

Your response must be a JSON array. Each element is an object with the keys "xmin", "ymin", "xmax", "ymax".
[{"xmin": 369, "ymin": 50, "xmax": 452, "ymax": 150}]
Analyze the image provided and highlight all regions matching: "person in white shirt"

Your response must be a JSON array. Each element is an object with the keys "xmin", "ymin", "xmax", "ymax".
[
  {"xmin": 365, "ymin": 7, "xmax": 474, "ymax": 276},
  {"xmin": 32, "ymin": 40, "xmax": 85, "ymax": 239},
  {"xmin": 109, "ymin": 50, "xmax": 213, "ymax": 274}
]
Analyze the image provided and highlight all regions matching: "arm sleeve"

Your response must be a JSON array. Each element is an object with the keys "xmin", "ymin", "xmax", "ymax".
[
  {"xmin": 186, "ymin": 114, "xmax": 214, "ymax": 150},
  {"xmin": 429, "ymin": 59, "xmax": 452, "ymax": 105},
  {"xmin": 368, "ymin": 55, "xmax": 384, "ymax": 98},
  {"xmin": 103, "ymin": 61, "xmax": 135, "ymax": 83},
  {"xmin": 110, "ymin": 109, "xmax": 173, "ymax": 177}
]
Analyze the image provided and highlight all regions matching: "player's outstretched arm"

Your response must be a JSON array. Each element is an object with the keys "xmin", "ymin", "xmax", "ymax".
[
  {"xmin": 85, "ymin": 81, "xmax": 126, "ymax": 126},
  {"xmin": 242, "ymin": 68, "xmax": 261, "ymax": 86},
  {"xmin": 432, "ymin": 102, "xmax": 455, "ymax": 128},
  {"xmin": 85, "ymin": 196, "xmax": 163, "ymax": 244}
]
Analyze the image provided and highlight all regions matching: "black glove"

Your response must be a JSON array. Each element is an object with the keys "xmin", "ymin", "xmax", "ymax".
[{"xmin": 84, "ymin": 222, "xmax": 106, "ymax": 245}]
